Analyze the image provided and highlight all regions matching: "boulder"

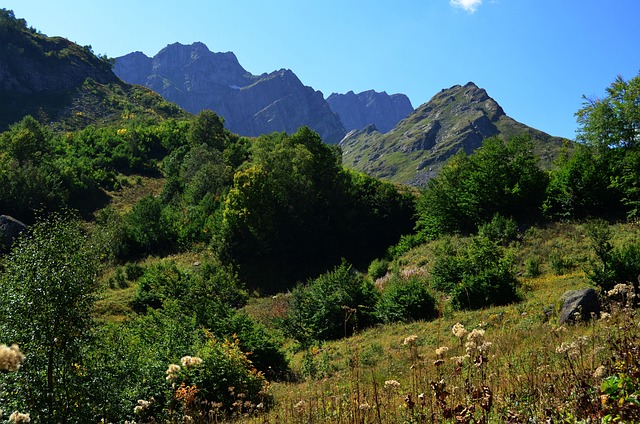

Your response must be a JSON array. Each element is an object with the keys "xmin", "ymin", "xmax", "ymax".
[
  {"xmin": 0, "ymin": 215, "xmax": 27, "ymax": 252},
  {"xmin": 559, "ymin": 288, "xmax": 600, "ymax": 325}
]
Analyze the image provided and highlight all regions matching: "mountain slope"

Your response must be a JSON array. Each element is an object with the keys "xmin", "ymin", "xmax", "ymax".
[
  {"xmin": 340, "ymin": 82, "xmax": 567, "ymax": 186},
  {"xmin": 114, "ymin": 43, "xmax": 346, "ymax": 143},
  {"xmin": 0, "ymin": 9, "xmax": 188, "ymax": 132},
  {"xmin": 326, "ymin": 90, "xmax": 414, "ymax": 133}
]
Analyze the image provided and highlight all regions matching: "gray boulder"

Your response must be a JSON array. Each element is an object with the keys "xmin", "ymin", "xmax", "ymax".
[
  {"xmin": 0, "ymin": 215, "xmax": 27, "ymax": 252},
  {"xmin": 559, "ymin": 288, "xmax": 600, "ymax": 325}
]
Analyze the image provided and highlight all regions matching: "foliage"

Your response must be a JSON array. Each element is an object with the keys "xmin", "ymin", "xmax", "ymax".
[
  {"xmin": 128, "ymin": 259, "xmax": 287, "ymax": 380},
  {"xmin": 543, "ymin": 143, "xmax": 621, "ymax": 219},
  {"xmin": 0, "ymin": 213, "xmax": 98, "ymax": 423},
  {"xmin": 477, "ymin": 213, "xmax": 519, "ymax": 245},
  {"xmin": 572, "ymin": 72, "xmax": 640, "ymax": 218},
  {"xmin": 165, "ymin": 333, "xmax": 272, "ymax": 420},
  {"xmin": 576, "ymin": 73, "xmax": 640, "ymax": 150},
  {"xmin": 124, "ymin": 195, "xmax": 175, "ymax": 255},
  {"xmin": 285, "ymin": 262, "xmax": 379, "ymax": 344},
  {"xmin": 430, "ymin": 235, "xmax": 519, "ymax": 310},
  {"xmin": 586, "ymin": 219, "xmax": 640, "ymax": 294},
  {"xmin": 368, "ymin": 258, "xmax": 389, "ymax": 280},
  {"xmin": 375, "ymin": 276, "xmax": 437, "ymax": 323},
  {"xmin": 216, "ymin": 127, "xmax": 415, "ymax": 291},
  {"xmin": 416, "ymin": 134, "xmax": 548, "ymax": 238}
]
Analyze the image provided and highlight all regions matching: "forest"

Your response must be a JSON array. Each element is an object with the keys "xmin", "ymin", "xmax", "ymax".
[{"xmin": 1, "ymin": 9, "xmax": 640, "ymax": 422}]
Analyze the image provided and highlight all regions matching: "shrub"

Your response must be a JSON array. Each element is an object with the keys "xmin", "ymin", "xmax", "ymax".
[
  {"xmin": 368, "ymin": 258, "xmax": 389, "ymax": 280},
  {"xmin": 285, "ymin": 261, "xmax": 379, "ymax": 344},
  {"xmin": 587, "ymin": 220, "xmax": 640, "ymax": 294},
  {"xmin": 477, "ymin": 213, "xmax": 519, "ymax": 245},
  {"xmin": 431, "ymin": 236, "xmax": 520, "ymax": 310},
  {"xmin": 524, "ymin": 257, "xmax": 542, "ymax": 277},
  {"xmin": 124, "ymin": 195, "xmax": 175, "ymax": 255},
  {"xmin": 376, "ymin": 277, "xmax": 437, "ymax": 323}
]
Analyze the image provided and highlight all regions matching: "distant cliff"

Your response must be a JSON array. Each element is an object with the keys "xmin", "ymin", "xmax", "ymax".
[
  {"xmin": 114, "ymin": 43, "xmax": 346, "ymax": 143},
  {"xmin": 326, "ymin": 90, "xmax": 413, "ymax": 133}
]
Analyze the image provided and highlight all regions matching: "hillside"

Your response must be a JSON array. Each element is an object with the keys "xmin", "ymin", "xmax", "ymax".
[
  {"xmin": 326, "ymin": 90, "xmax": 414, "ymax": 133},
  {"xmin": 340, "ymin": 82, "xmax": 568, "ymax": 186},
  {"xmin": 0, "ymin": 9, "xmax": 187, "ymax": 132},
  {"xmin": 114, "ymin": 43, "xmax": 347, "ymax": 144}
]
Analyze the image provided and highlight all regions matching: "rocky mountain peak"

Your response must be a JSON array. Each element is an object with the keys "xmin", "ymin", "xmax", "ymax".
[
  {"xmin": 114, "ymin": 42, "xmax": 346, "ymax": 143},
  {"xmin": 327, "ymin": 89, "xmax": 413, "ymax": 134},
  {"xmin": 340, "ymin": 82, "xmax": 564, "ymax": 186}
]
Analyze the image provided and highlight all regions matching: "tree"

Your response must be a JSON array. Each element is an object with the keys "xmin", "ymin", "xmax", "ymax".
[
  {"xmin": 0, "ymin": 213, "xmax": 99, "ymax": 422},
  {"xmin": 187, "ymin": 110, "xmax": 226, "ymax": 151},
  {"xmin": 576, "ymin": 73, "xmax": 640, "ymax": 150},
  {"xmin": 416, "ymin": 135, "xmax": 548, "ymax": 237},
  {"xmin": 574, "ymin": 72, "xmax": 640, "ymax": 218}
]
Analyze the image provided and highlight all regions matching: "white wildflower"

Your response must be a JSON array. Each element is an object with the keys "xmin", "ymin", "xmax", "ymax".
[
  {"xmin": 181, "ymin": 355, "xmax": 203, "ymax": 368},
  {"xmin": 8, "ymin": 411, "xmax": 30, "ymax": 423},
  {"xmin": 403, "ymin": 335, "xmax": 418, "ymax": 346},
  {"xmin": 0, "ymin": 344, "xmax": 25, "ymax": 372}
]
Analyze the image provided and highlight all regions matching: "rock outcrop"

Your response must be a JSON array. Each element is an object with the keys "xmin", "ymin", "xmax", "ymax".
[
  {"xmin": 114, "ymin": 43, "xmax": 346, "ymax": 143},
  {"xmin": 559, "ymin": 288, "xmax": 600, "ymax": 325},
  {"xmin": 326, "ymin": 90, "xmax": 413, "ymax": 133}
]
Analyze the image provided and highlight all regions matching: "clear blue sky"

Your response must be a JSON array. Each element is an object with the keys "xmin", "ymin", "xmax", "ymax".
[{"xmin": 4, "ymin": 0, "xmax": 640, "ymax": 140}]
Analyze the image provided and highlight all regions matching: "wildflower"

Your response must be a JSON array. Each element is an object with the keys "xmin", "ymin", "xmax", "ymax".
[
  {"xmin": 607, "ymin": 283, "xmax": 635, "ymax": 298},
  {"xmin": 418, "ymin": 392, "xmax": 425, "ymax": 400},
  {"xmin": 133, "ymin": 399, "xmax": 150, "ymax": 414},
  {"xmin": 452, "ymin": 323, "xmax": 468, "ymax": 340},
  {"xmin": 450, "ymin": 355, "xmax": 469, "ymax": 365},
  {"xmin": 165, "ymin": 363, "xmax": 181, "ymax": 381},
  {"xmin": 384, "ymin": 379, "xmax": 401, "ymax": 390},
  {"xmin": 8, "ymin": 411, "xmax": 30, "ymax": 423},
  {"xmin": 359, "ymin": 402, "xmax": 371, "ymax": 410},
  {"xmin": 294, "ymin": 400, "xmax": 306, "ymax": 411},
  {"xmin": 465, "ymin": 329, "xmax": 492, "ymax": 359},
  {"xmin": 600, "ymin": 312, "xmax": 611, "ymax": 321},
  {"xmin": 0, "ymin": 344, "xmax": 25, "ymax": 372},
  {"xmin": 593, "ymin": 365, "xmax": 607, "ymax": 379},
  {"xmin": 181, "ymin": 355, "xmax": 203, "ymax": 368},
  {"xmin": 435, "ymin": 346, "xmax": 449, "ymax": 358},
  {"xmin": 403, "ymin": 335, "xmax": 418, "ymax": 346}
]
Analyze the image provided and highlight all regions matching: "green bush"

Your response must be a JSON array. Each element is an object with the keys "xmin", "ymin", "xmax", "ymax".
[
  {"xmin": 587, "ymin": 220, "xmax": 640, "ymax": 294},
  {"xmin": 285, "ymin": 261, "xmax": 379, "ymax": 344},
  {"xmin": 524, "ymin": 257, "xmax": 542, "ymax": 277},
  {"xmin": 368, "ymin": 258, "xmax": 389, "ymax": 280},
  {"xmin": 477, "ymin": 213, "xmax": 519, "ymax": 245},
  {"xmin": 376, "ymin": 277, "xmax": 437, "ymax": 323},
  {"xmin": 124, "ymin": 195, "xmax": 175, "ymax": 255},
  {"xmin": 431, "ymin": 236, "xmax": 520, "ymax": 310}
]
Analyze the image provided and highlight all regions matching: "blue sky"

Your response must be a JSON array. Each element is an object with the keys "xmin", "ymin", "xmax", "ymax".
[{"xmin": 4, "ymin": 0, "xmax": 640, "ymax": 140}]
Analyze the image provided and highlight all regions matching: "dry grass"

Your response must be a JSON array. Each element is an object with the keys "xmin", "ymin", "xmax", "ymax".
[{"xmin": 226, "ymin": 221, "xmax": 640, "ymax": 423}]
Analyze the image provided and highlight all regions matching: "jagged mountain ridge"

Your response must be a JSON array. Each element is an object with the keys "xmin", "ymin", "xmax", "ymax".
[
  {"xmin": 326, "ymin": 90, "xmax": 413, "ymax": 133},
  {"xmin": 114, "ymin": 43, "xmax": 347, "ymax": 143},
  {"xmin": 0, "ymin": 10, "xmax": 187, "ymax": 131},
  {"xmin": 340, "ymin": 82, "xmax": 567, "ymax": 186}
]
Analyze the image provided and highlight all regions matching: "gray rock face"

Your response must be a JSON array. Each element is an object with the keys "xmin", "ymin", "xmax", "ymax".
[
  {"xmin": 0, "ymin": 215, "xmax": 26, "ymax": 252},
  {"xmin": 559, "ymin": 288, "xmax": 600, "ymax": 325},
  {"xmin": 114, "ymin": 43, "xmax": 346, "ymax": 144},
  {"xmin": 326, "ymin": 90, "xmax": 414, "ymax": 133}
]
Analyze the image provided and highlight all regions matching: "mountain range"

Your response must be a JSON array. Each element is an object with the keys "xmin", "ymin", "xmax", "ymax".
[
  {"xmin": 0, "ymin": 10, "xmax": 566, "ymax": 188},
  {"xmin": 113, "ymin": 42, "xmax": 413, "ymax": 144}
]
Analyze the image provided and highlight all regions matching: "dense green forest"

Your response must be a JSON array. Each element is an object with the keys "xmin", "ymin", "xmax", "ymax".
[{"xmin": 2, "ymin": 8, "xmax": 640, "ymax": 423}]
